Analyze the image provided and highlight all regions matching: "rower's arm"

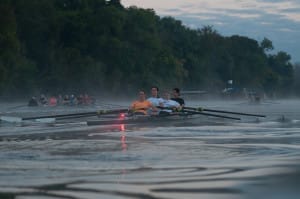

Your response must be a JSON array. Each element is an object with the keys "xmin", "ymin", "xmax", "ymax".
[
  {"xmin": 151, "ymin": 104, "xmax": 158, "ymax": 112},
  {"xmin": 129, "ymin": 102, "xmax": 137, "ymax": 112}
]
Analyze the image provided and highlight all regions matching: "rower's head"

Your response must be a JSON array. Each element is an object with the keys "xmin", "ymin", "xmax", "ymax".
[
  {"xmin": 162, "ymin": 91, "xmax": 171, "ymax": 100},
  {"xmin": 151, "ymin": 86, "xmax": 159, "ymax": 97},
  {"xmin": 172, "ymin": 88, "xmax": 180, "ymax": 97},
  {"xmin": 138, "ymin": 90, "xmax": 146, "ymax": 101}
]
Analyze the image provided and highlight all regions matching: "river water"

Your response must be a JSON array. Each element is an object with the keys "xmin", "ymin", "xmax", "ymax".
[{"xmin": 0, "ymin": 99, "xmax": 300, "ymax": 199}]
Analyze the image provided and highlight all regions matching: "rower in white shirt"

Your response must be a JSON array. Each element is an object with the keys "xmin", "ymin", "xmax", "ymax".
[
  {"xmin": 160, "ymin": 91, "xmax": 181, "ymax": 115},
  {"xmin": 147, "ymin": 86, "xmax": 164, "ymax": 107}
]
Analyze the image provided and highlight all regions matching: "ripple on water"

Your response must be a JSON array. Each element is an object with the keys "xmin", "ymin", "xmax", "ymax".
[{"xmin": 1, "ymin": 100, "xmax": 300, "ymax": 198}]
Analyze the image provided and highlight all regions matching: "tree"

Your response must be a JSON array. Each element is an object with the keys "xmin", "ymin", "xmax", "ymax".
[
  {"xmin": 260, "ymin": 37, "xmax": 274, "ymax": 52},
  {"xmin": 0, "ymin": 1, "xmax": 296, "ymax": 96},
  {"xmin": 294, "ymin": 63, "xmax": 300, "ymax": 96}
]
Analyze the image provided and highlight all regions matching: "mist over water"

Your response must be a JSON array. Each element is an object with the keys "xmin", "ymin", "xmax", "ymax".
[{"xmin": 0, "ymin": 99, "xmax": 300, "ymax": 199}]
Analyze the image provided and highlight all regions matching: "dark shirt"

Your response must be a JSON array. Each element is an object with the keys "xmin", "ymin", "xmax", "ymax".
[
  {"xmin": 28, "ymin": 98, "xmax": 38, "ymax": 106},
  {"xmin": 171, "ymin": 97, "xmax": 185, "ymax": 106}
]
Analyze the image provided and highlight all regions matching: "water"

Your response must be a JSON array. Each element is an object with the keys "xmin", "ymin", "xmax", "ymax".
[{"xmin": 0, "ymin": 99, "xmax": 300, "ymax": 199}]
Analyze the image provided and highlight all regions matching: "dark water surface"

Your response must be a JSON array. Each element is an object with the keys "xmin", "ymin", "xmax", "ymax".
[{"xmin": 0, "ymin": 99, "xmax": 300, "ymax": 199}]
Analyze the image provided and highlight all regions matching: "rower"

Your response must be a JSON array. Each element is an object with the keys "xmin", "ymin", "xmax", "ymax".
[
  {"xmin": 130, "ymin": 90, "xmax": 157, "ymax": 115},
  {"xmin": 147, "ymin": 86, "xmax": 164, "ymax": 107},
  {"xmin": 160, "ymin": 91, "xmax": 181, "ymax": 115},
  {"xmin": 171, "ymin": 88, "xmax": 185, "ymax": 107},
  {"xmin": 28, "ymin": 96, "xmax": 38, "ymax": 107},
  {"xmin": 39, "ymin": 94, "xmax": 48, "ymax": 105},
  {"xmin": 48, "ymin": 95, "xmax": 57, "ymax": 106}
]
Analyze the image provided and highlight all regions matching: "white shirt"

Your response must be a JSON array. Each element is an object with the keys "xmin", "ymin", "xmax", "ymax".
[
  {"xmin": 161, "ymin": 99, "xmax": 180, "ymax": 112},
  {"xmin": 147, "ymin": 97, "xmax": 164, "ymax": 106}
]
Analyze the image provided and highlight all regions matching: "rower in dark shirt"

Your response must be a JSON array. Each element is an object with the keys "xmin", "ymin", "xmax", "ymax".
[
  {"xmin": 171, "ymin": 88, "xmax": 185, "ymax": 107},
  {"xmin": 28, "ymin": 96, "xmax": 38, "ymax": 106}
]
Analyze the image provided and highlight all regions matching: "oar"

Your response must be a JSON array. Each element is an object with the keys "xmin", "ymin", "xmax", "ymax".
[
  {"xmin": 183, "ymin": 109, "xmax": 241, "ymax": 120},
  {"xmin": 0, "ymin": 108, "xmax": 129, "ymax": 122},
  {"xmin": 156, "ymin": 106, "xmax": 240, "ymax": 120},
  {"xmin": 24, "ymin": 108, "xmax": 129, "ymax": 120},
  {"xmin": 0, "ymin": 116, "xmax": 56, "ymax": 123},
  {"xmin": 97, "ymin": 101, "xmax": 128, "ymax": 108},
  {"xmin": 184, "ymin": 107, "xmax": 266, "ymax": 117}
]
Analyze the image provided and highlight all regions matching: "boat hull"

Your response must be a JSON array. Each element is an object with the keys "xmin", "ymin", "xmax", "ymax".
[{"xmin": 87, "ymin": 114, "xmax": 212, "ymax": 126}]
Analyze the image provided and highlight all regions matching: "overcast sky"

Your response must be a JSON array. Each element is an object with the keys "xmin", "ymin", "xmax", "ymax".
[{"xmin": 122, "ymin": 0, "xmax": 300, "ymax": 63}]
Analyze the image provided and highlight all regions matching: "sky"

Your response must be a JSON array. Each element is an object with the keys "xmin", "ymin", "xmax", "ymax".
[{"xmin": 122, "ymin": 0, "xmax": 300, "ymax": 63}]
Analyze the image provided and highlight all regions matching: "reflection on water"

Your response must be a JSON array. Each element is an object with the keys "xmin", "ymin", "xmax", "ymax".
[{"xmin": 0, "ymin": 99, "xmax": 300, "ymax": 199}]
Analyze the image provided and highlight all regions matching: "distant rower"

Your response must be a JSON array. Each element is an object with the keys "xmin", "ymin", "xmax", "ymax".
[{"xmin": 28, "ymin": 96, "xmax": 38, "ymax": 107}]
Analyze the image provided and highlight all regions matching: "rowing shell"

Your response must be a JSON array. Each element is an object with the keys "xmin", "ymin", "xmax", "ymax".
[{"xmin": 87, "ymin": 113, "xmax": 212, "ymax": 126}]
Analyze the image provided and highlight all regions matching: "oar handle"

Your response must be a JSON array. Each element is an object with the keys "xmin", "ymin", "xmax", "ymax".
[
  {"xmin": 156, "ymin": 106, "xmax": 181, "ymax": 111},
  {"xmin": 157, "ymin": 106, "xmax": 240, "ymax": 120}
]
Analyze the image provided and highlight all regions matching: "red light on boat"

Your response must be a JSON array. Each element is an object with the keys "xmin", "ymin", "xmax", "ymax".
[
  {"xmin": 121, "ymin": 132, "xmax": 127, "ymax": 151},
  {"xmin": 119, "ymin": 113, "xmax": 126, "ymax": 119},
  {"xmin": 120, "ymin": 124, "xmax": 125, "ymax": 132}
]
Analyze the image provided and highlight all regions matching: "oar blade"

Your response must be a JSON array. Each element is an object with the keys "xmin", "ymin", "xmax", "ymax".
[
  {"xmin": 0, "ymin": 116, "xmax": 22, "ymax": 123},
  {"xmin": 0, "ymin": 116, "xmax": 56, "ymax": 123},
  {"xmin": 35, "ymin": 118, "xmax": 56, "ymax": 123}
]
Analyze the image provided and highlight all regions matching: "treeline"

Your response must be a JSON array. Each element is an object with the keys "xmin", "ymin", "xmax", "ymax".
[{"xmin": 0, "ymin": 0, "xmax": 297, "ymax": 97}]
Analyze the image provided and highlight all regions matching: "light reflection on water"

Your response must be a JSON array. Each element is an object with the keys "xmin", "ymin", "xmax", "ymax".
[{"xmin": 0, "ymin": 99, "xmax": 300, "ymax": 199}]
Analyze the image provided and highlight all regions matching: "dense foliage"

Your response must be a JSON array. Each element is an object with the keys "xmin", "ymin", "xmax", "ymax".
[{"xmin": 0, "ymin": 0, "xmax": 297, "ymax": 97}]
